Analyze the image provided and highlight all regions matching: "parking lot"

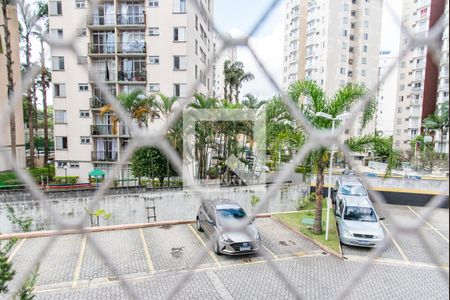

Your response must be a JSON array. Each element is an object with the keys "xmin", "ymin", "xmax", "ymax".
[{"xmin": 5, "ymin": 204, "xmax": 449, "ymax": 299}]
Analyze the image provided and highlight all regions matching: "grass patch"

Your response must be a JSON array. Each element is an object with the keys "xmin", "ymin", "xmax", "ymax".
[{"xmin": 273, "ymin": 207, "xmax": 341, "ymax": 255}]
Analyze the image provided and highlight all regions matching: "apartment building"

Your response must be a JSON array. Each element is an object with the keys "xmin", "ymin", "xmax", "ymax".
[
  {"xmin": 283, "ymin": 0, "xmax": 383, "ymax": 136},
  {"xmin": 212, "ymin": 32, "xmax": 237, "ymax": 99},
  {"xmin": 375, "ymin": 50, "xmax": 398, "ymax": 137},
  {"xmin": 0, "ymin": 3, "xmax": 26, "ymax": 171},
  {"xmin": 393, "ymin": 0, "xmax": 446, "ymax": 152},
  {"xmin": 434, "ymin": 2, "xmax": 448, "ymax": 153},
  {"xmin": 49, "ymin": 0, "xmax": 214, "ymax": 182}
]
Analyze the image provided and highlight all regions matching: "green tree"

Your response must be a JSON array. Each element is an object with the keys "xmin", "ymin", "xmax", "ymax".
[
  {"xmin": 0, "ymin": 250, "xmax": 14, "ymax": 294},
  {"xmin": 423, "ymin": 101, "xmax": 449, "ymax": 155},
  {"xmin": 223, "ymin": 60, "xmax": 254, "ymax": 103},
  {"xmin": 131, "ymin": 147, "xmax": 176, "ymax": 186},
  {"xmin": 289, "ymin": 80, "xmax": 396, "ymax": 234}
]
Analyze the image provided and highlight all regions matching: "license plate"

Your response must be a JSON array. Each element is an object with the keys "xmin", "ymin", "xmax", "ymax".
[
  {"xmin": 357, "ymin": 240, "xmax": 370, "ymax": 245},
  {"xmin": 240, "ymin": 246, "xmax": 251, "ymax": 251}
]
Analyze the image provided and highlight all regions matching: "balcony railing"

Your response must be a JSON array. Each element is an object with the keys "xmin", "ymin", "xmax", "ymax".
[
  {"xmin": 88, "ymin": 43, "xmax": 116, "ymax": 54},
  {"xmin": 116, "ymin": 13, "xmax": 145, "ymax": 25},
  {"xmin": 117, "ymin": 70, "xmax": 147, "ymax": 82},
  {"xmin": 90, "ymin": 71, "xmax": 117, "ymax": 82},
  {"xmin": 117, "ymin": 42, "xmax": 146, "ymax": 54},
  {"xmin": 92, "ymin": 151, "xmax": 118, "ymax": 162},
  {"xmin": 88, "ymin": 14, "xmax": 116, "ymax": 26},
  {"xmin": 90, "ymin": 97, "xmax": 107, "ymax": 109},
  {"xmin": 91, "ymin": 124, "xmax": 115, "ymax": 135}
]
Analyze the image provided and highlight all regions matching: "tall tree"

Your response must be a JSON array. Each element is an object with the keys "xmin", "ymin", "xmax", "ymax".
[
  {"xmin": 423, "ymin": 101, "xmax": 449, "ymax": 155},
  {"xmin": 17, "ymin": 0, "xmax": 38, "ymax": 167},
  {"xmin": 289, "ymin": 80, "xmax": 396, "ymax": 234},
  {"xmin": 1, "ymin": 0, "xmax": 17, "ymax": 161},
  {"xmin": 223, "ymin": 60, "xmax": 254, "ymax": 103}
]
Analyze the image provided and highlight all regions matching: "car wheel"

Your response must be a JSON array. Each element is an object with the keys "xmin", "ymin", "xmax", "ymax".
[
  {"xmin": 213, "ymin": 241, "xmax": 221, "ymax": 255},
  {"xmin": 196, "ymin": 218, "xmax": 203, "ymax": 232}
]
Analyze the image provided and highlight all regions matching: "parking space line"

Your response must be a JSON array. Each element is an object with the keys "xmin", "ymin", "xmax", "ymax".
[
  {"xmin": 187, "ymin": 224, "xmax": 220, "ymax": 266},
  {"xmin": 72, "ymin": 235, "xmax": 87, "ymax": 288},
  {"xmin": 7, "ymin": 238, "xmax": 26, "ymax": 262},
  {"xmin": 407, "ymin": 206, "xmax": 449, "ymax": 243},
  {"xmin": 261, "ymin": 244, "xmax": 278, "ymax": 259},
  {"xmin": 380, "ymin": 221, "xmax": 409, "ymax": 262},
  {"xmin": 139, "ymin": 228, "xmax": 155, "ymax": 274}
]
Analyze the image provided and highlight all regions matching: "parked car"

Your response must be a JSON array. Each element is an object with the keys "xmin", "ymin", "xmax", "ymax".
[
  {"xmin": 333, "ymin": 177, "xmax": 385, "ymax": 247},
  {"xmin": 196, "ymin": 199, "xmax": 261, "ymax": 255}
]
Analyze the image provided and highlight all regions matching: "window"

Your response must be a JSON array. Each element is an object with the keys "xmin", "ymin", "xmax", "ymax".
[
  {"xmin": 362, "ymin": 57, "xmax": 367, "ymax": 64},
  {"xmin": 340, "ymin": 67, "xmax": 346, "ymax": 75},
  {"xmin": 80, "ymin": 137, "xmax": 90, "ymax": 144},
  {"xmin": 77, "ymin": 28, "xmax": 87, "ymax": 37},
  {"xmin": 400, "ymin": 84, "xmax": 405, "ymax": 91},
  {"xmin": 344, "ymin": 4, "xmax": 349, "ymax": 11},
  {"xmin": 351, "ymin": 10, "xmax": 356, "ymax": 17},
  {"xmin": 54, "ymin": 83, "xmax": 66, "ymax": 97},
  {"xmin": 364, "ymin": 8, "xmax": 369, "ymax": 16},
  {"xmin": 173, "ymin": 83, "xmax": 187, "ymax": 97},
  {"xmin": 149, "ymin": 83, "xmax": 160, "ymax": 92},
  {"xmin": 56, "ymin": 137, "xmax": 68, "ymax": 150},
  {"xmin": 75, "ymin": 0, "xmax": 85, "ymax": 9},
  {"xmin": 399, "ymin": 96, "xmax": 404, "ymax": 102},
  {"xmin": 52, "ymin": 56, "xmax": 65, "ymax": 70},
  {"xmin": 361, "ymin": 69, "xmax": 366, "ymax": 76},
  {"xmin": 195, "ymin": 14, "xmax": 199, "ymax": 30},
  {"xmin": 80, "ymin": 110, "xmax": 90, "ymax": 118},
  {"xmin": 77, "ymin": 56, "xmax": 87, "ymax": 64},
  {"xmin": 173, "ymin": 56, "xmax": 187, "ymax": 70},
  {"xmin": 149, "ymin": 56, "xmax": 160, "ymax": 64},
  {"xmin": 49, "ymin": 1, "xmax": 62, "ymax": 15},
  {"xmin": 173, "ymin": 27, "xmax": 187, "ymax": 42},
  {"xmin": 55, "ymin": 110, "xmax": 67, "ymax": 124},
  {"xmin": 400, "ymin": 61, "xmax": 406, "ymax": 68},
  {"xmin": 51, "ymin": 29, "xmax": 63, "ymax": 39},
  {"xmin": 397, "ymin": 118, "xmax": 402, "ymax": 125},
  {"xmin": 364, "ymin": 20, "xmax": 369, "ymax": 28},
  {"xmin": 69, "ymin": 162, "xmax": 80, "ymax": 168},
  {"xmin": 173, "ymin": 0, "xmax": 186, "ymax": 13},
  {"xmin": 78, "ymin": 83, "xmax": 89, "ymax": 91},
  {"xmin": 362, "ymin": 45, "xmax": 368, "ymax": 52},
  {"xmin": 363, "ymin": 33, "xmax": 368, "ymax": 40},
  {"xmin": 56, "ymin": 161, "xmax": 67, "ymax": 168},
  {"xmin": 342, "ymin": 30, "xmax": 347, "ymax": 37},
  {"xmin": 398, "ymin": 107, "xmax": 403, "ymax": 113},
  {"xmin": 195, "ymin": 65, "xmax": 198, "ymax": 79},
  {"xmin": 195, "ymin": 39, "xmax": 198, "ymax": 54},
  {"xmin": 149, "ymin": 0, "xmax": 159, "ymax": 7},
  {"xmin": 349, "ymin": 47, "xmax": 354, "ymax": 53},
  {"xmin": 148, "ymin": 27, "xmax": 160, "ymax": 36}
]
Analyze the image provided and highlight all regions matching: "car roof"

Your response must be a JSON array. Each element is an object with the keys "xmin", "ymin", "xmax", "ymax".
[
  {"xmin": 343, "ymin": 196, "xmax": 372, "ymax": 208},
  {"xmin": 339, "ymin": 176, "xmax": 363, "ymax": 186},
  {"xmin": 208, "ymin": 198, "xmax": 241, "ymax": 210}
]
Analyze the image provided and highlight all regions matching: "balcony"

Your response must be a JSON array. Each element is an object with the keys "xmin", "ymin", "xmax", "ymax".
[
  {"xmin": 116, "ymin": 13, "xmax": 145, "ymax": 26},
  {"xmin": 117, "ymin": 70, "xmax": 147, "ymax": 82},
  {"xmin": 90, "ymin": 97, "xmax": 107, "ymax": 109},
  {"xmin": 88, "ymin": 43, "xmax": 116, "ymax": 55},
  {"xmin": 91, "ymin": 124, "xmax": 115, "ymax": 136},
  {"xmin": 90, "ymin": 71, "xmax": 117, "ymax": 82},
  {"xmin": 91, "ymin": 151, "xmax": 118, "ymax": 162},
  {"xmin": 88, "ymin": 14, "xmax": 116, "ymax": 27},
  {"xmin": 411, "ymin": 86, "xmax": 423, "ymax": 94},
  {"xmin": 117, "ymin": 42, "xmax": 146, "ymax": 54}
]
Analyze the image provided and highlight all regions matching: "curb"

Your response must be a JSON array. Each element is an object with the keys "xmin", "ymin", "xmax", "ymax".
[
  {"xmin": 0, "ymin": 214, "xmax": 272, "ymax": 241},
  {"xmin": 271, "ymin": 216, "xmax": 343, "ymax": 259}
]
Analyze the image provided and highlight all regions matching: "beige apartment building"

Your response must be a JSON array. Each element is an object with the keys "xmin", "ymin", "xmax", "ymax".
[
  {"xmin": 393, "ymin": 0, "xmax": 446, "ymax": 152},
  {"xmin": 212, "ymin": 32, "xmax": 237, "ymax": 99},
  {"xmin": 283, "ymin": 0, "xmax": 383, "ymax": 136},
  {"xmin": 0, "ymin": 3, "xmax": 26, "ymax": 171},
  {"xmin": 49, "ymin": 0, "xmax": 214, "ymax": 182}
]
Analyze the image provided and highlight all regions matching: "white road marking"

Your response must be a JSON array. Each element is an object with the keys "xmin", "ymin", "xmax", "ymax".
[
  {"xmin": 262, "ymin": 244, "xmax": 278, "ymax": 259},
  {"xmin": 7, "ymin": 238, "xmax": 27, "ymax": 262},
  {"xmin": 345, "ymin": 254, "xmax": 449, "ymax": 271},
  {"xmin": 139, "ymin": 228, "xmax": 155, "ymax": 274},
  {"xmin": 188, "ymin": 224, "xmax": 221, "ymax": 266},
  {"xmin": 380, "ymin": 221, "xmax": 410, "ymax": 262},
  {"xmin": 407, "ymin": 206, "xmax": 449, "ymax": 243},
  {"xmin": 72, "ymin": 235, "xmax": 87, "ymax": 288}
]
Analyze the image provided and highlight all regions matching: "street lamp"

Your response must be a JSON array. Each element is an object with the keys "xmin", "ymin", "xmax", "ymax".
[
  {"xmin": 315, "ymin": 111, "xmax": 350, "ymax": 241},
  {"xmin": 64, "ymin": 163, "xmax": 69, "ymax": 185}
]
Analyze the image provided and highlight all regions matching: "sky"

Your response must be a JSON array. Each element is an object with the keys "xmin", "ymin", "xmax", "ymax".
[{"xmin": 214, "ymin": 0, "xmax": 403, "ymax": 100}]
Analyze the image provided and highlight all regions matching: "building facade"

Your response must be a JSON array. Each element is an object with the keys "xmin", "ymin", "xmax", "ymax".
[
  {"xmin": 0, "ymin": 4, "xmax": 26, "ymax": 171},
  {"xmin": 283, "ymin": 0, "xmax": 383, "ymax": 136},
  {"xmin": 212, "ymin": 32, "xmax": 237, "ymax": 99},
  {"xmin": 49, "ymin": 0, "xmax": 214, "ymax": 182},
  {"xmin": 375, "ymin": 50, "xmax": 398, "ymax": 137},
  {"xmin": 393, "ymin": 0, "xmax": 446, "ymax": 152}
]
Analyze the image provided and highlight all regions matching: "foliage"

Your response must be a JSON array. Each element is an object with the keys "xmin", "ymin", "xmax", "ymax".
[
  {"xmin": 15, "ymin": 265, "xmax": 38, "ymax": 300},
  {"xmin": 250, "ymin": 195, "xmax": 260, "ymax": 208},
  {"xmin": 207, "ymin": 166, "xmax": 221, "ymax": 179},
  {"xmin": 85, "ymin": 208, "xmax": 112, "ymax": 227},
  {"xmin": 6, "ymin": 205, "xmax": 33, "ymax": 232},
  {"xmin": 131, "ymin": 147, "xmax": 177, "ymax": 185},
  {"xmin": 0, "ymin": 166, "xmax": 55, "ymax": 186},
  {"xmin": 53, "ymin": 176, "xmax": 79, "ymax": 185},
  {"xmin": 297, "ymin": 193, "xmax": 316, "ymax": 211},
  {"xmin": 223, "ymin": 60, "xmax": 255, "ymax": 103},
  {"xmin": 0, "ymin": 250, "xmax": 15, "ymax": 295}
]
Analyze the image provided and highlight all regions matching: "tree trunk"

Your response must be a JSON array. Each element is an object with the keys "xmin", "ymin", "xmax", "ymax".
[
  {"xmin": 27, "ymin": 94, "xmax": 35, "ymax": 167},
  {"xmin": 313, "ymin": 160, "xmax": 324, "ymax": 234},
  {"xmin": 2, "ymin": 2, "xmax": 17, "ymax": 161},
  {"xmin": 234, "ymin": 84, "xmax": 240, "ymax": 103},
  {"xmin": 41, "ymin": 39, "xmax": 49, "ymax": 166}
]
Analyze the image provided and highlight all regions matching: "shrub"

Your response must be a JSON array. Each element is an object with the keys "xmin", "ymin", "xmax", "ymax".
[
  {"xmin": 207, "ymin": 166, "xmax": 220, "ymax": 179},
  {"xmin": 53, "ymin": 176, "xmax": 79, "ymax": 185},
  {"xmin": 297, "ymin": 193, "xmax": 316, "ymax": 211},
  {"xmin": 250, "ymin": 195, "xmax": 260, "ymax": 208}
]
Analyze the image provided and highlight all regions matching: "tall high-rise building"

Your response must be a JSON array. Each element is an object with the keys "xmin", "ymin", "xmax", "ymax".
[
  {"xmin": 375, "ymin": 50, "xmax": 398, "ymax": 137},
  {"xmin": 282, "ymin": 0, "xmax": 383, "ymax": 136},
  {"xmin": 49, "ymin": 0, "xmax": 214, "ymax": 182},
  {"xmin": 393, "ymin": 0, "xmax": 446, "ymax": 152},
  {"xmin": 212, "ymin": 32, "xmax": 237, "ymax": 99},
  {"xmin": 0, "ymin": 3, "xmax": 26, "ymax": 171}
]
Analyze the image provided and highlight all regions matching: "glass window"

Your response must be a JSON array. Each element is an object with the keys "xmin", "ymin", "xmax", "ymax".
[
  {"xmin": 173, "ymin": 83, "xmax": 187, "ymax": 97},
  {"xmin": 54, "ymin": 83, "xmax": 66, "ymax": 97},
  {"xmin": 56, "ymin": 137, "xmax": 68, "ymax": 150},
  {"xmin": 339, "ymin": 185, "xmax": 367, "ymax": 196},
  {"xmin": 149, "ymin": 56, "xmax": 160, "ymax": 64},
  {"xmin": 80, "ymin": 136, "xmax": 90, "ymax": 144},
  {"xmin": 344, "ymin": 206, "xmax": 377, "ymax": 222},
  {"xmin": 75, "ymin": 0, "xmax": 85, "ymax": 9},
  {"xmin": 217, "ymin": 207, "xmax": 247, "ymax": 225},
  {"xmin": 148, "ymin": 27, "xmax": 160, "ymax": 36},
  {"xmin": 55, "ymin": 110, "xmax": 67, "ymax": 124},
  {"xmin": 149, "ymin": 0, "xmax": 159, "ymax": 7},
  {"xmin": 52, "ymin": 56, "xmax": 65, "ymax": 70},
  {"xmin": 173, "ymin": 56, "xmax": 187, "ymax": 70},
  {"xmin": 79, "ymin": 83, "xmax": 89, "ymax": 91},
  {"xmin": 173, "ymin": 0, "xmax": 186, "ymax": 13},
  {"xmin": 49, "ymin": 1, "xmax": 62, "ymax": 15},
  {"xmin": 80, "ymin": 110, "xmax": 90, "ymax": 118},
  {"xmin": 51, "ymin": 29, "xmax": 63, "ymax": 39},
  {"xmin": 173, "ymin": 27, "xmax": 187, "ymax": 42},
  {"xmin": 149, "ymin": 83, "xmax": 160, "ymax": 92}
]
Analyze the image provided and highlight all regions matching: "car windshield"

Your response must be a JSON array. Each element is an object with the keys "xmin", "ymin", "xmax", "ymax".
[
  {"xmin": 339, "ymin": 185, "xmax": 367, "ymax": 196},
  {"xmin": 344, "ymin": 206, "xmax": 377, "ymax": 222},
  {"xmin": 217, "ymin": 207, "xmax": 247, "ymax": 225}
]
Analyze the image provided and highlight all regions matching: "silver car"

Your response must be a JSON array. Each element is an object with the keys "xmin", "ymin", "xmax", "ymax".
[
  {"xmin": 196, "ymin": 199, "xmax": 261, "ymax": 255},
  {"xmin": 334, "ymin": 178, "xmax": 385, "ymax": 247}
]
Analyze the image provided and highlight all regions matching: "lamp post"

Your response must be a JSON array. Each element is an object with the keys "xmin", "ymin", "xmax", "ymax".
[
  {"xmin": 47, "ymin": 160, "xmax": 52, "ymax": 184},
  {"xmin": 64, "ymin": 163, "xmax": 68, "ymax": 185},
  {"xmin": 315, "ymin": 111, "xmax": 350, "ymax": 241}
]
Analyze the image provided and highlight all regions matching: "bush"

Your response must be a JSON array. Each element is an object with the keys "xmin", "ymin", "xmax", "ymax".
[
  {"xmin": 53, "ymin": 176, "xmax": 79, "ymax": 184},
  {"xmin": 297, "ymin": 193, "xmax": 316, "ymax": 211},
  {"xmin": 207, "ymin": 166, "xmax": 220, "ymax": 179}
]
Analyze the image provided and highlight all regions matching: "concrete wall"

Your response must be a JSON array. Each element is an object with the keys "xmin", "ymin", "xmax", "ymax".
[{"xmin": 0, "ymin": 183, "xmax": 309, "ymax": 233}]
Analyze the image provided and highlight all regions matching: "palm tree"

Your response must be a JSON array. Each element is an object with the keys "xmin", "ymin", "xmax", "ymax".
[
  {"xmin": 289, "ymin": 80, "xmax": 396, "ymax": 234},
  {"xmin": 242, "ymin": 93, "xmax": 265, "ymax": 109},
  {"xmin": 1, "ymin": 0, "xmax": 17, "ymax": 160},
  {"xmin": 100, "ymin": 90, "xmax": 157, "ymax": 133},
  {"xmin": 233, "ymin": 64, "xmax": 254, "ymax": 103},
  {"xmin": 423, "ymin": 101, "xmax": 449, "ymax": 155},
  {"xmin": 223, "ymin": 60, "xmax": 255, "ymax": 103}
]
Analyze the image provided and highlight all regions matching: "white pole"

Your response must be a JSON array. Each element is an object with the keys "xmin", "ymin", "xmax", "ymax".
[{"xmin": 325, "ymin": 119, "xmax": 335, "ymax": 241}]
